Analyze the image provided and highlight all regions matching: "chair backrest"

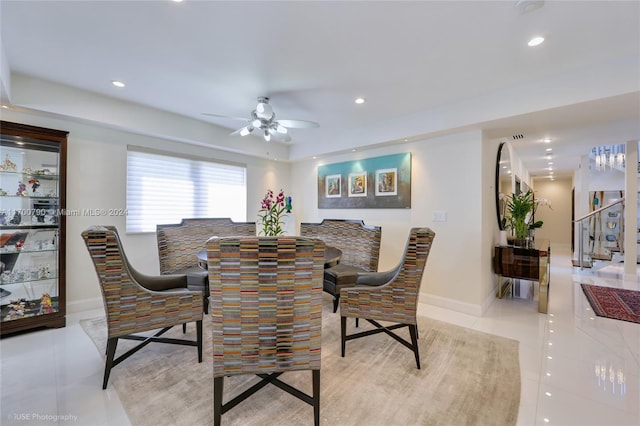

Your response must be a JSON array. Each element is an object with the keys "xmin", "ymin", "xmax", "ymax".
[
  {"xmin": 156, "ymin": 218, "xmax": 256, "ymax": 274},
  {"xmin": 299, "ymin": 219, "xmax": 381, "ymax": 271},
  {"xmin": 82, "ymin": 225, "xmax": 202, "ymax": 337},
  {"xmin": 207, "ymin": 236, "xmax": 325, "ymax": 377},
  {"xmin": 342, "ymin": 227, "xmax": 435, "ymax": 324}
]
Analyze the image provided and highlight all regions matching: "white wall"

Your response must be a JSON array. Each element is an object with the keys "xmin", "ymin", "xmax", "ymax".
[
  {"xmin": 291, "ymin": 130, "xmax": 497, "ymax": 315},
  {"xmin": 531, "ymin": 177, "xmax": 573, "ymax": 246},
  {"xmin": 1, "ymin": 109, "xmax": 290, "ymax": 313}
]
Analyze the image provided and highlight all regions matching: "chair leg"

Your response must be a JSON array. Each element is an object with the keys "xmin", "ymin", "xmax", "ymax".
[
  {"xmin": 332, "ymin": 295, "xmax": 339, "ymax": 313},
  {"xmin": 312, "ymin": 369, "xmax": 320, "ymax": 426},
  {"xmin": 183, "ymin": 323, "xmax": 186, "ymax": 333},
  {"xmin": 340, "ymin": 316, "xmax": 347, "ymax": 357},
  {"xmin": 196, "ymin": 320, "xmax": 203, "ymax": 363},
  {"xmin": 203, "ymin": 294, "xmax": 209, "ymax": 315},
  {"xmin": 409, "ymin": 324, "xmax": 420, "ymax": 369},
  {"xmin": 103, "ymin": 337, "xmax": 118, "ymax": 390},
  {"xmin": 213, "ymin": 376, "xmax": 224, "ymax": 426}
]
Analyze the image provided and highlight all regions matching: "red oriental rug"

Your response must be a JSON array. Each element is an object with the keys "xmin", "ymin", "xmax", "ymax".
[{"xmin": 581, "ymin": 284, "xmax": 640, "ymax": 324}]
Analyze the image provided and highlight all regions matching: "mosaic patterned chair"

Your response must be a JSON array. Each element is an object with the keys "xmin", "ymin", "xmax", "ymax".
[
  {"xmin": 207, "ymin": 236, "xmax": 325, "ymax": 426},
  {"xmin": 340, "ymin": 227, "xmax": 435, "ymax": 369},
  {"xmin": 300, "ymin": 219, "xmax": 382, "ymax": 312},
  {"xmin": 156, "ymin": 218, "xmax": 256, "ymax": 313},
  {"xmin": 82, "ymin": 225, "xmax": 203, "ymax": 389}
]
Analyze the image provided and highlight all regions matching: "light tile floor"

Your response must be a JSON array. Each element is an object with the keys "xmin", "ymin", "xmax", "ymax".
[{"xmin": 1, "ymin": 244, "xmax": 638, "ymax": 426}]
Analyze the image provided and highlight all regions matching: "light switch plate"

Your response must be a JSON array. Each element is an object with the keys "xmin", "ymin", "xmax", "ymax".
[{"xmin": 432, "ymin": 210, "xmax": 447, "ymax": 222}]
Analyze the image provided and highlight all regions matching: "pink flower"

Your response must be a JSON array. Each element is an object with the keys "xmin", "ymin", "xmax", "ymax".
[{"xmin": 258, "ymin": 188, "xmax": 288, "ymax": 236}]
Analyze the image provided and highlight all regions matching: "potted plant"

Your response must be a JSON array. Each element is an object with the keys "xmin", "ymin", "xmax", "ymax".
[
  {"xmin": 258, "ymin": 189, "xmax": 288, "ymax": 236},
  {"xmin": 505, "ymin": 190, "xmax": 549, "ymax": 246}
]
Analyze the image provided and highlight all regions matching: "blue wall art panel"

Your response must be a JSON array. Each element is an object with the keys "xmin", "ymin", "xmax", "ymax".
[{"xmin": 317, "ymin": 152, "xmax": 411, "ymax": 209}]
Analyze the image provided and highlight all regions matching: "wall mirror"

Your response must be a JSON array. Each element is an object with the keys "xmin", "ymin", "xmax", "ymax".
[{"xmin": 495, "ymin": 142, "xmax": 513, "ymax": 230}]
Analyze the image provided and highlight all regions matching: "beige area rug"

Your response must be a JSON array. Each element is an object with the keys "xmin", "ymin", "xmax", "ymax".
[{"xmin": 80, "ymin": 297, "xmax": 521, "ymax": 426}]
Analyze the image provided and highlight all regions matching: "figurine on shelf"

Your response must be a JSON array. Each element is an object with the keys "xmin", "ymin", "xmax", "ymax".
[
  {"xmin": 0, "ymin": 154, "xmax": 17, "ymax": 172},
  {"xmin": 0, "ymin": 212, "xmax": 6, "ymax": 225},
  {"xmin": 6, "ymin": 299, "xmax": 26, "ymax": 320},
  {"xmin": 15, "ymin": 239, "xmax": 24, "ymax": 250},
  {"xmin": 9, "ymin": 212, "xmax": 21, "ymax": 225},
  {"xmin": 0, "ymin": 188, "xmax": 7, "ymax": 196},
  {"xmin": 39, "ymin": 293, "xmax": 54, "ymax": 314},
  {"xmin": 16, "ymin": 182, "xmax": 27, "ymax": 196},
  {"xmin": 28, "ymin": 178, "xmax": 40, "ymax": 193},
  {"xmin": 285, "ymin": 196, "xmax": 293, "ymax": 213}
]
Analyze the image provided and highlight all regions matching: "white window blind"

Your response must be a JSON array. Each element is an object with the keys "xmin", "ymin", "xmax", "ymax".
[{"xmin": 126, "ymin": 147, "xmax": 247, "ymax": 232}]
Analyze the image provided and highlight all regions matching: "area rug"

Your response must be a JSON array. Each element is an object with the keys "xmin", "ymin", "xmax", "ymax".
[
  {"xmin": 80, "ymin": 298, "xmax": 521, "ymax": 426},
  {"xmin": 581, "ymin": 284, "xmax": 640, "ymax": 324}
]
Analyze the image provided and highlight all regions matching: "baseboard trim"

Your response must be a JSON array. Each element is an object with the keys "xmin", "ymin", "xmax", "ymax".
[
  {"xmin": 419, "ymin": 293, "xmax": 482, "ymax": 317},
  {"xmin": 67, "ymin": 297, "xmax": 103, "ymax": 314}
]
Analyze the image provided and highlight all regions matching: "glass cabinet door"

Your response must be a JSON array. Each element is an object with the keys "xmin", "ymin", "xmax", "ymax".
[{"xmin": 1, "ymin": 121, "xmax": 67, "ymax": 335}]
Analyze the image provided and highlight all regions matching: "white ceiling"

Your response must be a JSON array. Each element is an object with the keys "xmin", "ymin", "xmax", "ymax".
[{"xmin": 1, "ymin": 0, "xmax": 638, "ymax": 178}]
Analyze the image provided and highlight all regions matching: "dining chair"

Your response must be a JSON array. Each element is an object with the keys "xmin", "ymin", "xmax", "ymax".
[
  {"xmin": 300, "ymin": 219, "xmax": 382, "ymax": 312},
  {"xmin": 339, "ymin": 227, "xmax": 435, "ymax": 369},
  {"xmin": 81, "ymin": 225, "xmax": 203, "ymax": 389},
  {"xmin": 207, "ymin": 236, "xmax": 325, "ymax": 426}
]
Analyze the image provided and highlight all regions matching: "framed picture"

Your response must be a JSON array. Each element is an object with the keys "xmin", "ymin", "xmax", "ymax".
[
  {"xmin": 317, "ymin": 152, "xmax": 411, "ymax": 208},
  {"xmin": 375, "ymin": 168, "xmax": 397, "ymax": 196},
  {"xmin": 325, "ymin": 174, "xmax": 342, "ymax": 198},
  {"xmin": 348, "ymin": 172, "xmax": 367, "ymax": 197}
]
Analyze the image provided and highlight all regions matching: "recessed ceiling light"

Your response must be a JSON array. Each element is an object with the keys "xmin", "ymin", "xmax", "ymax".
[
  {"xmin": 354, "ymin": 97, "xmax": 366, "ymax": 104},
  {"xmin": 543, "ymin": 138, "xmax": 552, "ymax": 143},
  {"xmin": 112, "ymin": 80, "xmax": 125, "ymax": 88},
  {"xmin": 312, "ymin": 156, "xmax": 317, "ymax": 160},
  {"xmin": 1, "ymin": 105, "xmax": 8, "ymax": 109},
  {"xmin": 545, "ymin": 148, "xmax": 552, "ymax": 152},
  {"xmin": 548, "ymin": 161, "xmax": 553, "ymax": 165},
  {"xmin": 351, "ymin": 149, "xmax": 357, "ymax": 152},
  {"xmin": 528, "ymin": 36, "xmax": 545, "ymax": 47}
]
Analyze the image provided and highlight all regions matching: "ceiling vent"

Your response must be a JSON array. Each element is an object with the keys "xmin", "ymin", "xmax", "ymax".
[{"xmin": 512, "ymin": 134, "xmax": 524, "ymax": 140}]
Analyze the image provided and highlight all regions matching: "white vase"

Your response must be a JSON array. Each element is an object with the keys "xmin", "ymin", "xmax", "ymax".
[{"xmin": 499, "ymin": 230, "xmax": 508, "ymax": 246}]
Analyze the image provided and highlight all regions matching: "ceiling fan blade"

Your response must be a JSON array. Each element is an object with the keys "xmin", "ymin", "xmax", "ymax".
[
  {"xmin": 277, "ymin": 119, "xmax": 320, "ymax": 129},
  {"xmin": 202, "ymin": 113, "xmax": 250, "ymax": 122},
  {"xmin": 229, "ymin": 126, "xmax": 254, "ymax": 137}
]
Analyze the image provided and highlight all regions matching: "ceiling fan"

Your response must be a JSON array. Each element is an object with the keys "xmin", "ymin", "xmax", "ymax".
[{"xmin": 203, "ymin": 96, "xmax": 319, "ymax": 142}]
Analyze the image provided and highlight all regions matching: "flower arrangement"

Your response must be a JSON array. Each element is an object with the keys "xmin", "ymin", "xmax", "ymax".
[
  {"xmin": 505, "ymin": 190, "xmax": 551, "ymax": 240},
  {"xmin": 258, "ymin": 189, "xmax": 288, "ymax": 236}
]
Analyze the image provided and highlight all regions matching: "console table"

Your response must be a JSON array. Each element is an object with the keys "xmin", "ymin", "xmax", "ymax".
[{"xmin": 493, "ymin": 239, "xmax": 550, "ymax": 314}]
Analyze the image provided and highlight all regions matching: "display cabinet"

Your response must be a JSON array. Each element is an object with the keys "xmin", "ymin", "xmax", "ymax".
[{"xmin": 0, "ymin": 121, "xmax": 67, "ymax": 335}]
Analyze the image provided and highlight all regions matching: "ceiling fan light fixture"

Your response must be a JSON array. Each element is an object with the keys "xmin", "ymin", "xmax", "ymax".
[
  {"xmin": 239, "ymin": 126, "xmax": 253, "ymax": 136},
  {"xmin": 256, "ymin": 101, "xmax": 274, "ymax": 120},
  {"xmin": 264, "ymin": 131, "xmax": 271, "ymax": 142},
  {"xmin": 252, "ymin": 119, "xmax": 262, "ymax": 128},
  {"xmin": 276, "ymin": 124, "xmax": 288, "ymax": 134}
]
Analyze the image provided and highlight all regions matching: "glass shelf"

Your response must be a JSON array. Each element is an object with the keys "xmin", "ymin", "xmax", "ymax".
[{"xmin": 0, "ymin": 170, "xmax": 59, "ymax": 180}]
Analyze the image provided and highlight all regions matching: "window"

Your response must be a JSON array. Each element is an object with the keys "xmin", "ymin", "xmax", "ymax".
[{"xmin": 126, "ymin": 147, "xmax": 247, "ymax": 232}]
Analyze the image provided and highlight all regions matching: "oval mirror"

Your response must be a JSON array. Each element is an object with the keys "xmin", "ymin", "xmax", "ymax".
[{"xmin": 495, "ymin": 142, "xmax": 513, "ymax": 230}]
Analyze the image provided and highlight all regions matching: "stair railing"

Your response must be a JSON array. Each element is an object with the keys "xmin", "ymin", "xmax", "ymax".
[{"xmin": 573, "ymin": 198, "xmax": 625, "ymax": 270}]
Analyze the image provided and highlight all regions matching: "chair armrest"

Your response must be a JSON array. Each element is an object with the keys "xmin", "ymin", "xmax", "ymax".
[{"xmin": 133, "ymin": 271, "xmax": 189, "ymax": 292}]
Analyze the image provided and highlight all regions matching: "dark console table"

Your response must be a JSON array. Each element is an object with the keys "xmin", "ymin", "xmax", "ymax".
[{"xmin": 493, "ymin": 239, "xmax": 550, "ymax": 314}]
